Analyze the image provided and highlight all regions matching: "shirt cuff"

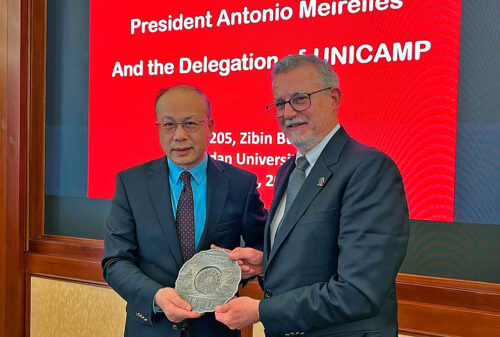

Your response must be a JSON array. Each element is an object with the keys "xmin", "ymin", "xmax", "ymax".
[{"xmin": 153, "ymin": 291, "xmax": 163, "ymax": 313}]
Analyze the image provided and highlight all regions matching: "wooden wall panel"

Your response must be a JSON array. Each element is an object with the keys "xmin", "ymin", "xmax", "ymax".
[
  {"xmin": 397, "ymin": 274, "xmax": 500, "ymax": 314},
  {"xmin": 26, "ymin": 253, "xmax": 500, "ymax": 337},
  {"xmin": 0, "ymin": 0, "xmax": 28, "ymax": 336},
  {"xmin": 25, "ymin": 253, "xmax": 500, "ymax": 337},
  {"xmin": 27, "ymin": 0, "xmax": 46, "ymax": 241},
  {"xmin": 397, "ymin": 274, "xmax": 500, "ymax": 336},
  {"xmin": 0, "ymin": 0, "xmax": 8, "ymax": 333},
  {"xmin": 27, "ymin": 253, "xmax": 105, "ymax": 285},
  {"xmin": 399, "ymin": 301, "xmax": 500, "ymax": 336}
]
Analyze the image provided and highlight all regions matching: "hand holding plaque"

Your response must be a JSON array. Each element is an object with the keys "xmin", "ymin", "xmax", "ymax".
[
  {"xmin": 175, "ymin": 249, "xmax": 241, "ymax": 313},
  {"xmin": 154, "ymin": 287, "xmax": 202, "ymax": 322}
]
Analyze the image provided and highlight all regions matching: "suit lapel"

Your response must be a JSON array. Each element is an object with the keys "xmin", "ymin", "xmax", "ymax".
[
  {"xmin": 197, "ymin": 157, "xmax": 229, "ymax": 251},
  {"xmin": 146, "ymin": 157, "xmax": 183, "ymax": 269},
  {"xmin": 266, "ymin": 157, "xmax": 333, "ymax": 268},
  {"xmin": 266, "ymin": 127, "xmax": 350, "ymax": 270},
  {"xmin": 263, "ymin": 157, "xmax": 295, "ymax": 264}
]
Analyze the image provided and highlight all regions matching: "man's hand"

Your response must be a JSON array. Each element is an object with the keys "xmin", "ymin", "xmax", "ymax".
[
  {"xmin": 154, "ymin": 287, "xmax": 202, "ymax": 323},
  {"xmin": 214, "ymin": 297, "xmax": 260, "ymax": 330},
  {"xmin": 210, "ymin": 244, "xmax": 231, "ymax": 254},
  {"xmin": 226, "ymin": 246, "xmax": 264, "ymax": 279}
]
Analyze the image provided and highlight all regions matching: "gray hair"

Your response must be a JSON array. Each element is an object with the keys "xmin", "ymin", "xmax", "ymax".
[{"xmin": 271, "ymin": 54, "xmax": 338, "ymax": 88}]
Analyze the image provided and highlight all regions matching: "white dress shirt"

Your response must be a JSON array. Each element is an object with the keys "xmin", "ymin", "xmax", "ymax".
[{"xmin": 270, "ymin": 124, "xmax": 341, "ymax": 246}]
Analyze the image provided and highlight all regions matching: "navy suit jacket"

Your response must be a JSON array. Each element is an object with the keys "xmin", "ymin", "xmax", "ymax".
[
  {"xmin": 102, "ymin": 156, "xmax": 267, "ymax": 337},
  {"xmin": 259, "ymin": 127, "xmax": 409, "ymax": 337}
]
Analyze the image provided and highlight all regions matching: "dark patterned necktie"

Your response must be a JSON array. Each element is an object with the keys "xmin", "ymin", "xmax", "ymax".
[{"xmin": 176, "ymin": 171, "xmax": 196, "ymax": 262}]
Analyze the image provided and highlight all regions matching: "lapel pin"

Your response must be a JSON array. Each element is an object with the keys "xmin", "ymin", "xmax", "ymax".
[{"xmin": 317, "ymin": 177, "xmax": 325, "ymax": 187}]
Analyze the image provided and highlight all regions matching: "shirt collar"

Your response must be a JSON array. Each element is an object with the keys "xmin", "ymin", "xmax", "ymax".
[
  {"xmin": 296, "ymin": 124, "xmax": 340, "ymax": 167},
  {"xmin": 167, "ymin": 154, "xmax": 208, "ymax": 185}
]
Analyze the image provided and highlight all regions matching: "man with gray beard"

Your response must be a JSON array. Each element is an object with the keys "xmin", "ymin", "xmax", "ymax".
[{"xmin": 214, "ymin": 54, "xmax": 410, "ymax": 337}]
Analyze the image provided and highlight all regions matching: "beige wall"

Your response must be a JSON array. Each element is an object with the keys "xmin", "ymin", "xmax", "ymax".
[
  {"xmin": 30, "ymin": 277, "xmax": 126, "ymax": 337},
  {"xmin": 30, "ymin": 277, "xmax": 260, "ymax": 337},
  {"xmin": 30, "ymin": 277, "xmax": 412, "ymax": 337},
  {"xmin": 254, "ymin": 323, "xmax": 265, "ymax": 337}
]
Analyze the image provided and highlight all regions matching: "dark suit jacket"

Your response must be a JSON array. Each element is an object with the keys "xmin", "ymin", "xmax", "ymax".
[
  {"xmin": 259, "ymin": 127, "xmax": 409, "ymax": 337},
  {"xmin": 102, "ymin": 156, "xmax": 267, "ymax": 337}
]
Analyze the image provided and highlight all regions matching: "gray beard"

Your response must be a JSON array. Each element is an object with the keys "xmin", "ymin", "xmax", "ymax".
[{"xmin": 287, "ymin": 133, "xmax": 322, "ymax": 154}]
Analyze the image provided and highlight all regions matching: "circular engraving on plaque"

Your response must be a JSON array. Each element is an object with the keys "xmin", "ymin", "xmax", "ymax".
[
  {"xmin": 175, "ymin": 249, "xmax": 241, "ymax": 313},
  {"xmin": 194, "ymin": 267, "xmax": 222, "ymax": 294}
]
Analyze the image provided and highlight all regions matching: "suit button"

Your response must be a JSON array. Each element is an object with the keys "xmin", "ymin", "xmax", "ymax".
[
  {"xmin": 172, "ymin": 324, "xmax": 178, "ymax": 330},
  {"xmin": 264, "ymin": 289, "xmax": 273, "ymax": 298}
]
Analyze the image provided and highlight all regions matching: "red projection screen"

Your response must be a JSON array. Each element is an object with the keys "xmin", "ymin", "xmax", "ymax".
[{"xmin": 88, "ymin": 0, "xmax": 461, "ymax": 222}]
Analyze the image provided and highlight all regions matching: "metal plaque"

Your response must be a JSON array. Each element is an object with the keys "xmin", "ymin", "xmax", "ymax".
[{"xmin": 175, "ymin": 249, "xmax": 241, "ymax": 313}]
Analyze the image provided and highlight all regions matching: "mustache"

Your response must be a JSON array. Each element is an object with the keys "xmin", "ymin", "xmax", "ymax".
[
  {"xmin": 283, "ymin": 117, "xmax": 307, "ymax": 127},
  {"xmin": 169, "ymin": 142, "xmax": 193, "ymax": 150}
]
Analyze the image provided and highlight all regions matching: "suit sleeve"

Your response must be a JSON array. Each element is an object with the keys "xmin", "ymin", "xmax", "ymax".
[
  {"xmin": 259, "ymin": 154, "xmax": 409, "ymax": 334},
  {"xmin": 102, "ymin": 173, "xmax": 163, "ymax": 325},
  {"xmin": 240, "ymin": 174, "xmax": 267, "ymax": 251}
]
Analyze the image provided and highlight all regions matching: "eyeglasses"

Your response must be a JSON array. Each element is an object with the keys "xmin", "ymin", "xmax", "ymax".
[
  {"xmin": 156, "ymin": 118, "xmax": 210, "ymax": 133},
  {"xmin": 266, "ymin": 87, "xmax": 333, "ymax": 118}
]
